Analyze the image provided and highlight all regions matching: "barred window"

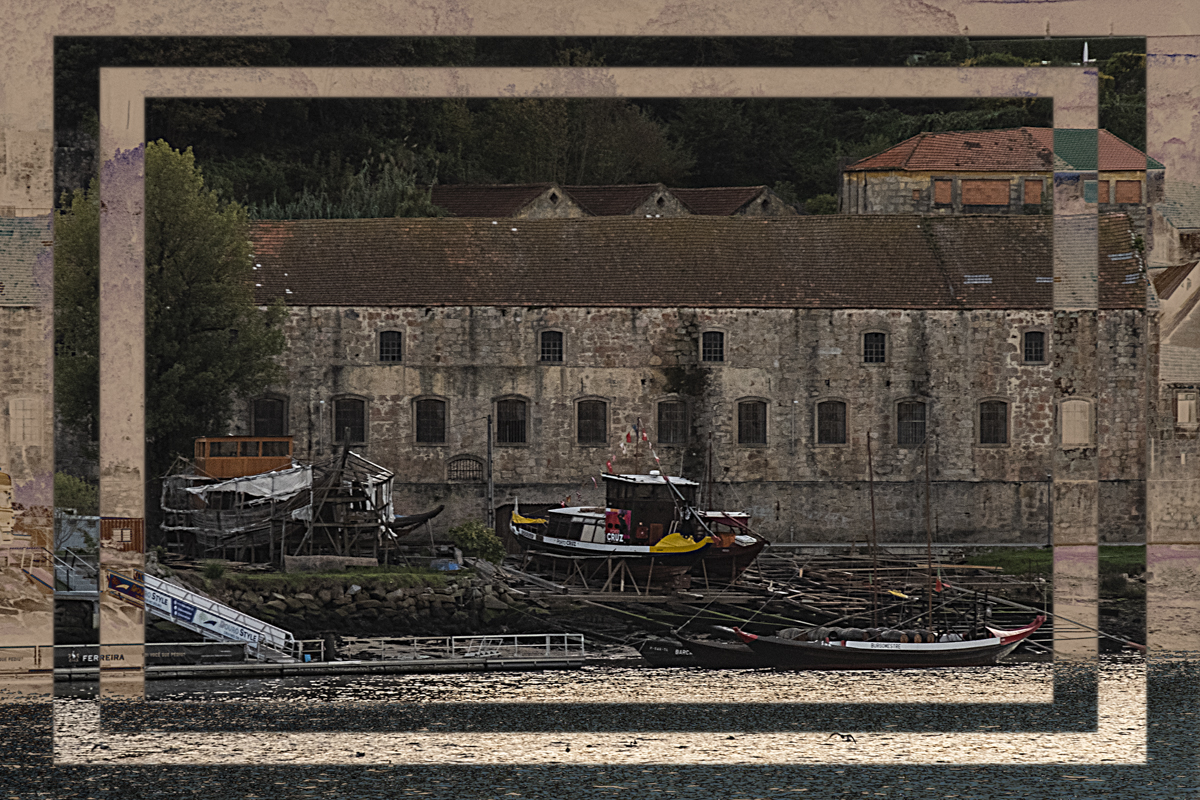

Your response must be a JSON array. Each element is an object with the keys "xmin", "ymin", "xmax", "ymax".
[
  {"xmin": 658, "ymin": 401, "xmax": 687, "ymax": 445},
  {"xmin": 448, "ymin": 457, "xmax": 484, "ymax": 481},
  {"xmin": 497, "ymin": 399, "xmax": 527, "ymax": 444},
  {"xmin": 817, "ymin": 401, "xmax": 847, "ymax": 445},
  {"xmin": 333, "ymin": 398, "xmax": 366, "ymax": 444},
  {"xmin": 738, "ymin": 401, "xmax": 767, "ymax": 445},
  {"xmin": 252, "ymin": 398, "xmax": 287, "ymax": 436},
  {"xmin": 979, "ymin": 400, "xmax": 1008, "ymax": 445},
  {"xmin": 577, "ymin": 400, "xmax": 607, "ymax": 445},
  {"xmin": 897, "ymin": 401, "xmax": 926, "ymax": 447},
  {"xmin": 702, "ymin": 331, "xmax": 725, "ymax": 363},
  {"xmin": 379, "ymin": 331, "xmax": 402, "ymax": 362},
  {"xmin": 540, "ymin": 330, "xmax": 564, "ymax": 363},
  {"xmin": 415, "ymin": 399, "xmax": 446, "ymax": 444},
  {"xmin": 1023, "ymin": 330, "xmax": 1046, "ymax": 363},
  {"xmin": 863, "ymin": 332, "xmax": 886, "ymax": 364}
]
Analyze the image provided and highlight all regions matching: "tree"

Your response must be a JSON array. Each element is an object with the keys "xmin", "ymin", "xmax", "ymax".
[
  {"xmin": 249, "ymin": 154, "xmax": 444, "ymax": 220},
  {"xmin": 55, "ymin": 140, "xmax": 287, "ymax": 483}
]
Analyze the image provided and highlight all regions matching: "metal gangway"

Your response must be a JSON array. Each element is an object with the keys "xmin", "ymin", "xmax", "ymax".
[{"xmin": 106, "ymin": 570, "xmax": 302, "ymax": 662}]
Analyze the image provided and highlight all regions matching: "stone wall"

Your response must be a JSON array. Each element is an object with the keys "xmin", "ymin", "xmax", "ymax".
[
  {"xmin": 207, "ymin": 574, "xmax": 527, "ymax": 639},
  {"xmin": 236, "ymin": 304, "xmax": 1150, "ymax": 542}
]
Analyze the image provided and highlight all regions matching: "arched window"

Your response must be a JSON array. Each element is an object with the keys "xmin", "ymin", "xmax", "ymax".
[
  {"xmin": 979, "ymin": 400, "xmax": 1008, "ymax": 445},
  {"xmin": 738, "ymin": 400, "xmax": 767, "ymax": 445},
  {"xmin": 251, "ymin": 396, "xmax": 288, "ymax": 436},
  {"xmin": 657, "ymin": 400, "xmax": 687, "ymax": 445},
  {"xmin": 816, "ymin": 401, "xmax": 847, "ymax": 445},
  {"xmin": 577, "ymin": 400, "xmax": 607, "ymax": 445},
  {"xmin": 379, "ymin": 330, "xmax": 403, "ymax": 362},
  {"xmin": 897, "ymin": 401, "xmax": 926, "ymax": 447},
  {"xmin": 332, "ymin": 397, "xmax": 366, "ymax": 444},
  {"xmin": 1061, "ymin": 398, "xmax": 1093, "ymax": 446},
  {"xmin": 415, "ymin": 398, "xmax": 446, "ymax": 444},
  {"xmin": 448, "ymin": 456, "xmax": 484, "ymax": 482},
  {"xmin": 496, "ymin": 398, "xmax": 528, "ymax": 444}
]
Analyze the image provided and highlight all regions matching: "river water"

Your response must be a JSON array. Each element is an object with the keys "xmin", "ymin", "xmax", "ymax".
[{"xmin": 53, "ymin": 655, "xmax": 1149, "ymax": 767}]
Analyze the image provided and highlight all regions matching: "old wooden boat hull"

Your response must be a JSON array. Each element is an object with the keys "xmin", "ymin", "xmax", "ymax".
[
  {"xmin": 692, "ymin": 536, "xmax": 770, "ymax": 584},
  {"xmin": 634, "ymin": 637, "xmax": 698, "ymax": 667},
  {"xmin": 677, "ymin": 635, "xmax": 765, "ymax": 669},
  {"xmin": 735, "ymin": 616, "xmax": 1045, "ymax": 670}
]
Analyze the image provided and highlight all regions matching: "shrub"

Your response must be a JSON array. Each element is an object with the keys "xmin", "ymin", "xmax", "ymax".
[
  {"xmin": 447, "ymin": 521, "xmax": 506, "ymax": 564},
  {"xmin": 202, "ymin": 560, "xmax": 226, "ymax": 580},
  {"xmin": 54, "ymin": 473, "xmax": 99, "ymax": 516}
]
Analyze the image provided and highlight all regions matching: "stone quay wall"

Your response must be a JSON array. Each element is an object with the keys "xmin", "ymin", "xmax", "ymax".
[{"xmin": 203, "ymin": 574, "xmax": 528, "ymax": 639}]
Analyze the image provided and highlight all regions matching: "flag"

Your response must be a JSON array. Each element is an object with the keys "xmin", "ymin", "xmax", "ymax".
[
  {"xmin": 626, "ymin": 431, "xmax": 632, "ymax": 443},
  {"xmin": 641, "ymin": 430, "xmax": 648, "ymax": 442},
  {"xmin": 935, "ymin": 566, "xmax": 944, "ymax": 593},
  {"xmin": 606, "ymin": 459, "xmax": 613, "ymax": 473}
]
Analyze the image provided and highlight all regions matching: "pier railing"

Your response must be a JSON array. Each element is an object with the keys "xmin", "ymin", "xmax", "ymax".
[{"xmin": 368, "ymin": 632, "xmax": 586, "ymax": 661}]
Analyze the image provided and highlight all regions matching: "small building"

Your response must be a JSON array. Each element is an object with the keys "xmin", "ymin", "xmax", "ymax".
[
  {"xmin": 562, "ymin": 183, "xmax": 691, "ymax": 217},
  {"xmin": 840, "ymin": 127, "xmax": 1164, "ymax": 236},
  {"xmin": 670, "ymin": 185, "xmax": 796, "ymax": 217},
  {"xmin": 1149, "ymin": 181, "xmax": 1200, "ymax": 268},
  {"xmin": 430, "ymin": 183, "xmax": 588, "ymax": 219}
]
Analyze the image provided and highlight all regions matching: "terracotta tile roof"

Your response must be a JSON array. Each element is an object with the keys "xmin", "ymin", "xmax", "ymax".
[
  {"xmin": 429, "ymin": 183, "xmax": 561, "ymax": 217},
  {"xmin": 847, "ymin": 128, "xmax": 1162, "ymax": 173},
  {"xmin": 0, "ymin": 216, "xmax": 51, "ymax": 306},
  {"xmin": 562, "ymin": 184, "xmax": 667, "ymax": 215},
  {"xmin": 1152, "ymin": 261, "xmax": 1198, "ymax": 301},
  {"xmin": 670, "ymin": 186, "xmax": 769, "ymax": 215},
  {"xmin": 1098, "ymin": 213, "xmax": 1149, "ymax": 309},
  {"xmin": 249, "ymin": 215, "xmax": 1142, "ymax": 312}
]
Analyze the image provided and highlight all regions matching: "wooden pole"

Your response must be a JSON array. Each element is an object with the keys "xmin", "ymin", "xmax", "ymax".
[
  {"xmin": 925, "ymin": 434, "xmax": 934, "ymax": 629},
  {"xmin": 866, "ymin": 429, "xmax": 879, "ymax": 629}
]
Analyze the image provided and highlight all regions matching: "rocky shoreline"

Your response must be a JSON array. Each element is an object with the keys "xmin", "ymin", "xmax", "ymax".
[{"xmin": 148, "ymin": 570, "xmax": 540, "ymax": 643}]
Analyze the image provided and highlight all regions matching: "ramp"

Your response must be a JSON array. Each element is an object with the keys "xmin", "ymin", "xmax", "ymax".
[{"xmin": 105, "ymin": 569, "xmax": 300, "ymax": 661}]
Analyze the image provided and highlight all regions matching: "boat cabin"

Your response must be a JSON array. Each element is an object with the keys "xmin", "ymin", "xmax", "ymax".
[
  {"xmin": 194, "ymin": 436, "xmax": 293, "ymax": 479},
  {"xmin": 600, "ymin": 472, "xmax": 700, "ymax": 544}
]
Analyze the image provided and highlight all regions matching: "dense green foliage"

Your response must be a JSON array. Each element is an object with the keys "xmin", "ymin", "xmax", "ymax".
[
  {"xmin": 447, "ymin": 521, "xmax": 507, "ymax": 564},
  {"xmin": 54, "ymin": 473, "xmax": 99, "ymax": 516},
  {"xmin": 53, "ymin": 37, "xmax": 1145, "ymax": 213},
  {"xmin": 54, "ymin": 141, "xmax": 287, "ymax": 478}
]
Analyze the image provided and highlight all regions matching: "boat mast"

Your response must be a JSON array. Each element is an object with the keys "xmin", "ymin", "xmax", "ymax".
[
  {"xmin": 867, "ymin": 429, "xmax": 879, "ymax": 629},
  {"xmin": 924, "ymin": 433, "xmax": 934, "ymax": 629}
]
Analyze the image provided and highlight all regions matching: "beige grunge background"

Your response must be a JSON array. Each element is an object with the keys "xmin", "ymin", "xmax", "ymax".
[{"xmin": 0, "ymin": 0, "xmax": 1196, "ymax": 768}]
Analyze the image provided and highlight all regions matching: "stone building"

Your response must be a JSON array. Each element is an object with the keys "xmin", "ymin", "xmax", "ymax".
[
  {"xmin": 430, "ymin": 183, "xmax": 589, "ymax": 219},
  {"xmin": 0, "ymin": 216, "xmax": 52, "ymax": 541},
  {"xmin": 242, "ymin": 213, "xmax": 1153, "ymax": 545},
  {"xmin": 840, "ymin": 128, "xmax": 1164, "ymax": 236},
  {"xmin": 1149, "ymin": 181, "xmax": 1200, "ymax": 267}
]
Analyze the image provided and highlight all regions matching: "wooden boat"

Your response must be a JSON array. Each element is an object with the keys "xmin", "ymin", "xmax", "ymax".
[
  {"xmin": 734, "ymin": 616, "xmax": 1045, "ymax": 670},
  {"xmin": 633, "ymin": 636, "xmax": 698, "ymax": 667},
  {"xmin": 691, "ymin": 511, "xmax": 769, "ymax": 584},
  {"xmin": 677, "ymin": 628, "xmax": 765, "ymax": 669}
]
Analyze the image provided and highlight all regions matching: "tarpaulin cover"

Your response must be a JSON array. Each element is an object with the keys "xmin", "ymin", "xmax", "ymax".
[{"xmin": 184, "ymin": 466, "xmax": 312, "ymax": 502}]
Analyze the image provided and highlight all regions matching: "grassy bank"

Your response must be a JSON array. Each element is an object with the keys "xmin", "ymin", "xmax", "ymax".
[{"xmin": 966, "ymin": 545, "xmax": 1145, "ymax": 578}]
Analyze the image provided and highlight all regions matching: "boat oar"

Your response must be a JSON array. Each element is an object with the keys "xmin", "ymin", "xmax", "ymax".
[{"xmin": 941, "ymin": 582, "xmax": 1147, "ymax": 653}]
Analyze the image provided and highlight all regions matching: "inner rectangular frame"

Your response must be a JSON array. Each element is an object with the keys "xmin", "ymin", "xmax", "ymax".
[{"xmin": 96, "ymin": 65, "xmax": 1106, "ymax": 732}]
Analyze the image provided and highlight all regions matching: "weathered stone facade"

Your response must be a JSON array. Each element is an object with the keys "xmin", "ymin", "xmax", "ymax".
[{"xmin": 239, "ymin": 304, "xmax": 1150, "ymax": 544}]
